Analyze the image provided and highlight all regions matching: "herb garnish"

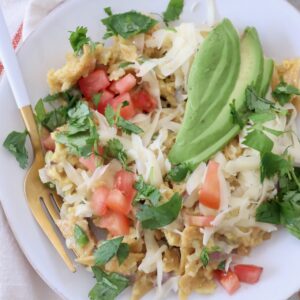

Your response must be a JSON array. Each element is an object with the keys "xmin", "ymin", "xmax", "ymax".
[
  {"xmin": 134, "ymin": 176, "xmax": 161, "ymax": 206},
  {"xmin": 136, "ymin": 192, "xmax": 182, "ymax": 229},
  {"xmin": 94, "ymin": 236, "xmax": 129, "ymax": 266},
  {"xmin": 54, "ymin": 101, "xmax": 99, "ymax": 157},
  {"xmin": 69, "ymin": 26, "xmax": 94, "ymax": 55},
  {"xmin": 104, "ymin": 104, "xmax": 143, "ymax": 135},
  {"xmin": 272, "ymin": 80, "xmax": 300, "ymax": 106},
  {"xmin": 200, "ymin": 246, "xmax": 221, "ymax": 267},
  {"xmin": 3, "ymin": 130, "xmax": 28, "ymax": 169},
  {"xmin": 168, "ymin": 162, "xmax": 192, "ymax": 182},
  {"xmin": 101, "ymin": 11, "xmax": 158, "ymax": 39},
  {"xmin": 104, "ymin": 138, "xmax": 128, "ymax": 168},
  {"xmin": 163, "ymin": 0, "xmax": 184, "ymax": 25},
  {"xmin": 242, "ymin": 129, "xmax": 274, "ymax": 154},
  {"xmin": 88, "ymin": 267, "xmax": 129, "ymax": 300},
  {"xmin": 74, "ymin": 224, "xmax": 89, "ymax": 247}
]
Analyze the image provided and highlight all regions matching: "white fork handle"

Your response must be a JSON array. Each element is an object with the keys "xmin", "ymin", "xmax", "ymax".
[{"xmin": 0, "ymin": 8, "xmax": 31, "ymax": 108}]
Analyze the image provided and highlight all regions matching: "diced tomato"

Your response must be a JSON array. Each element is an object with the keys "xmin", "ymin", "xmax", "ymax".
[
  {"xmin": 79, "ymin": 147, "xmax": 103, "ymax": 172},
  {"xmin": 97, "ymin": 90, "xmax": 114, "ymax": 114},
  {"xmin": 233, "ymin": 264, "xmax": 263, "ymax": 284},
  {"xmin": 199, "ymin": 161, "xmax": 220, "ymax": 210},
  {"xmin": 115, "ymin": 170, "xmax": 136, "ymax": 202},
  {"xmin": 214, "ymin": 270, "xmax": 240, "ymax": 295},
  {"xmin": 131, "ymin": 89, "xmax": 157, "ymax": 113},
  {"xmin": 110, "ymin": 74, "xmax": 137, "ymax": 95},
  {"xmin": 91, "ymin": 186, "xmax": 110, "ymax": 216},
  {"xmin": 187, "ymin": 215, "xmax": 215, "ymax": 227},
  {"xmin": 79, "ymin": 154, "xmax": 97, "ymax": 172},
  {"xmin": 78, "ymin": 69, "xmax": 110, "ymax": 99},
  {"xmin": 42, "ymin": 134, "xmax": 55, "ymax": 151},
  {"xmin": 105, "ymin": 189, "xmax": 132, "ymax": 215},
  {"xmin": 97, "ymin": 210, "xmax": 130, "ymax": 236},
  {"xmin": 109, "ymin": 93, "xmax": 136, "ymax": 120}
]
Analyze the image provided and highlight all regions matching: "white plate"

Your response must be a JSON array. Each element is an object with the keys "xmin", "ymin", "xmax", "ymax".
[{"xmin": 0, "ymin": 0, "xmax": 300, "ymax": 299}]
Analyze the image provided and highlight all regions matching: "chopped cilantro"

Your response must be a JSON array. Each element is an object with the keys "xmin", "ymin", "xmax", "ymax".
[
  {"xmin": 163, "ymin": 0, "xmax": 184, "ymax": 25},
  {"xmin": 3, "ymin": 130, "xmax": 28, "ymax": 169},
  {"xmin": 104, "ymin": 7, "xmax": 113, "ymax": 16},
  {"xmin": 168, "ymin": 162, "xmax": 192, "ymax": 182},
  {"xmin": 74, "ymin": 224, "xmax": 89, "ymax": 247},
  {"xmin": 229, "ymin": 99, "xmax": 245, "ymax": 128},
  {"xmin": 92, "ymin": 93, "xmax": 102, "ymax": 108},
  {"xmin": 104, "ymin": 104, "xmax": 115, "ymax": 126},
  {"xmin": 94, "ymin": 237, "xmax": 127, "ymax": 266},
  {"xmin": 119, "ymin": 61, "xmax": 134, "ymax": 68},
  {"xmin": 242, "ymin": 129, "xmax": 274, "ymax": 154},
  {"xmin": 217, "ymin": 260, "xmax": 226, "ymax": 271},
  {"xmin": 69, "ymin": 26, "xmax": 94, "ymax": 55},
  {"xmin": 104, "ymin": 104, "xmax": 143, "ymax": 135},
  {"xmin": 260, "ymin": 152, "xmax": 292, "ymax": 182},
  {"xmin": 134, "ymin": 176, "xmax": 161, "ymax": 206},
  {"xmin": 136, "ymin": 193, "xmax": 182, "ymax": 229},
  {"xmin": 272, "ymin": 81, "xmax": 300, "ymax": 106},
  {"xmin": 248, "ymin": 112, "xmax": 276, "ymax": 123},
  {"xmin": 116, "ymin": 243, "xmax": 130, "ymax": 265},
  {"xmin": 256, "ymin": 200, "xmax": 281, "ymax": 224},
  {"xmin": 54, "ymin": 102, "xmax": 99, "ymax": 157},
  {"xmin": 200, "ymin": 247, "xmax": 209, "ymax": 267},
  {"xmin": 89, "ymin": 267, "xmax": 129, "ymax": 300},
  {"xmin": 246, "ymin": 86, "xmax": 274, "ymax": 113},
  {"xmin": 101, "ymin": 11, "xmax": 158, "ymax": 39},
  {"xmin": 104, "ymin": 138, "xmax": 128, "ymax": 168}
]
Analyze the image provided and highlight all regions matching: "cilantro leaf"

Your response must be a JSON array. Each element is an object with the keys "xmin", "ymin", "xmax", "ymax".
[
  {"xmin": 217, "ymin": 260, "xmax": 226, "ymax": 271},
  {"xmin": 272, "ymin": 81, "xmax": 300, "ymax": 106},
  {"xmin": 134, "ymin": 176, "xmax": 161, "ymax": 206},
  {"xmin": 92, "ymin": 93, "xmax": 102, "ymax": 108},
  {"xmin": 168, "ymin": 162, "xmax": 192, "ymax": 182},
  {"xmin": 104, "ymin": 7, "xmax": 113, "ymax": 16},
  {"xmin": 200, "ymin": 247, "xmax": 209, "ymax": 267},
  {"xmin": 119, "ymin": 61, "xmax": 134, "ymax": 68},
  {"xmin": 260, "ymin": 152, "xmax": 292, "ymax": 182},
  {"xmin": 243, "ymin": 129, "xmax": 273, "ymax": 154},
  {"xmin": 34, "ymin": 88, "xmax": 82, "ymax": 131},
  {"xmin": 246, "ymin": 86, "xmax": 274, "ymax": 113},
  {"xmin": 256, "ymin": 200, "xmax": 281, "ymax": 224},
  {"xmin": 229, "ymin": 99, "xmax": 245, "ymax": 128},
  {"xmin": 116, "ymin": 117, "xmax": 144, "ymax": 135},
  {"xmin": 3, "ymin": 130, "xmax": 28, "ymax": 169},
  {"xmin": 163, "ymin": 0, "xmax": 184, "ymax": 24},
  {"xmin": 262, "ymin": 126, "xmax": 284, "ymax": 137},
  {"xmin": 200, "ymin": 246, "xmax": 222, "ymax": 268},
  {"xmin": 94, "ymin": 237, "xmax": 124, "ymax": 266},
  {"xmin": 74, "ymin": 224, "xmax": 89, "ymax": 247},
  {"xmin": 136, "ymin": 193, "xmax": 182, "ymax": 229},
  {"xmin": 55, "ymin": 102, "xmax": 99, "ymax": 157},
  {"xmin": 69, "ymin": 26, "xmax": 93, "ymax": 55},
  {"xmin": 116, "ymin": 243, "xmax": 129, "ymax": 265},
  {"xmin": 248, "ymin": 112, "xmax": 276, "ymax": 123},
  {"xmin": 105, "ymin": 104, "xmax": 115, "ymax": 126},
  {"xmin": 104, "ymin": 139, "xmax": 128, "ymax": 168},
  {"xmin": 101, "ymin": 11, "xmax": 158, "ymax": 39},
  {"xmin": 89, "ymin": 267, "xmax": 129, "ymax": 300}
]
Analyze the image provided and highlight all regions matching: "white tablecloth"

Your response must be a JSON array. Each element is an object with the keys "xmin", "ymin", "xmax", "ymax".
[{"xmin": 0, "ymin": 0, "xmax": 299, "ymax": 299}]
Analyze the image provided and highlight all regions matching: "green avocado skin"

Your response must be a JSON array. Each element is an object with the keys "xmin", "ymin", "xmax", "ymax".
[
  {"xmin": 168, "ymin": 19, "xmax": 240, "ymax": 164},
  {"xmin": 169, "ymin": 23, "xmax": 264, "ymax": 168}
]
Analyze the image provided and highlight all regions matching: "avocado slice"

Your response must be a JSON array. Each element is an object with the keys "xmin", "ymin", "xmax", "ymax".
[
  {"xmin": 257, "ymin": 58, "xmax": 274, "ymax": 97},
  {"xmin": 168, "ymin": 19, "xmax": 240, "ymax": 164},
  {"xmin": 169, "ymin": 26, "xmax": 264, "ymax": 168}
]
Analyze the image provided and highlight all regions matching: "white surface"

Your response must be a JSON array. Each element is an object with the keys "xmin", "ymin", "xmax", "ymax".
[{"xmin": 0, "ymin": 0, "xmax": 300, "ymax": 300}]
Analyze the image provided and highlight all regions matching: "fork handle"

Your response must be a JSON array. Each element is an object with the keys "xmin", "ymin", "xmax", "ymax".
[{"xmin": 0, "ymin": 8, "xmax": 31, "ymax": 108}]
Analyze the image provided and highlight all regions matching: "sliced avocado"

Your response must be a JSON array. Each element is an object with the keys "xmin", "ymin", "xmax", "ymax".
[
  {"xmin": 168, "ymin": 19, "xmax": 240, "ymax": 164},
  {"xmin": 258, "ymin": 58, "xmax": 274, "ymax": 97},
  {"xmin": 169, "ymin": 26, "xmax": 264, "ymax": 168}
]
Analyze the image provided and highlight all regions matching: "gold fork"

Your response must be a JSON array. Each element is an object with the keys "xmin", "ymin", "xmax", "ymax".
[{"xmin": 0, "ymin": 8, "xmax": 75, "ymax": 272}]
